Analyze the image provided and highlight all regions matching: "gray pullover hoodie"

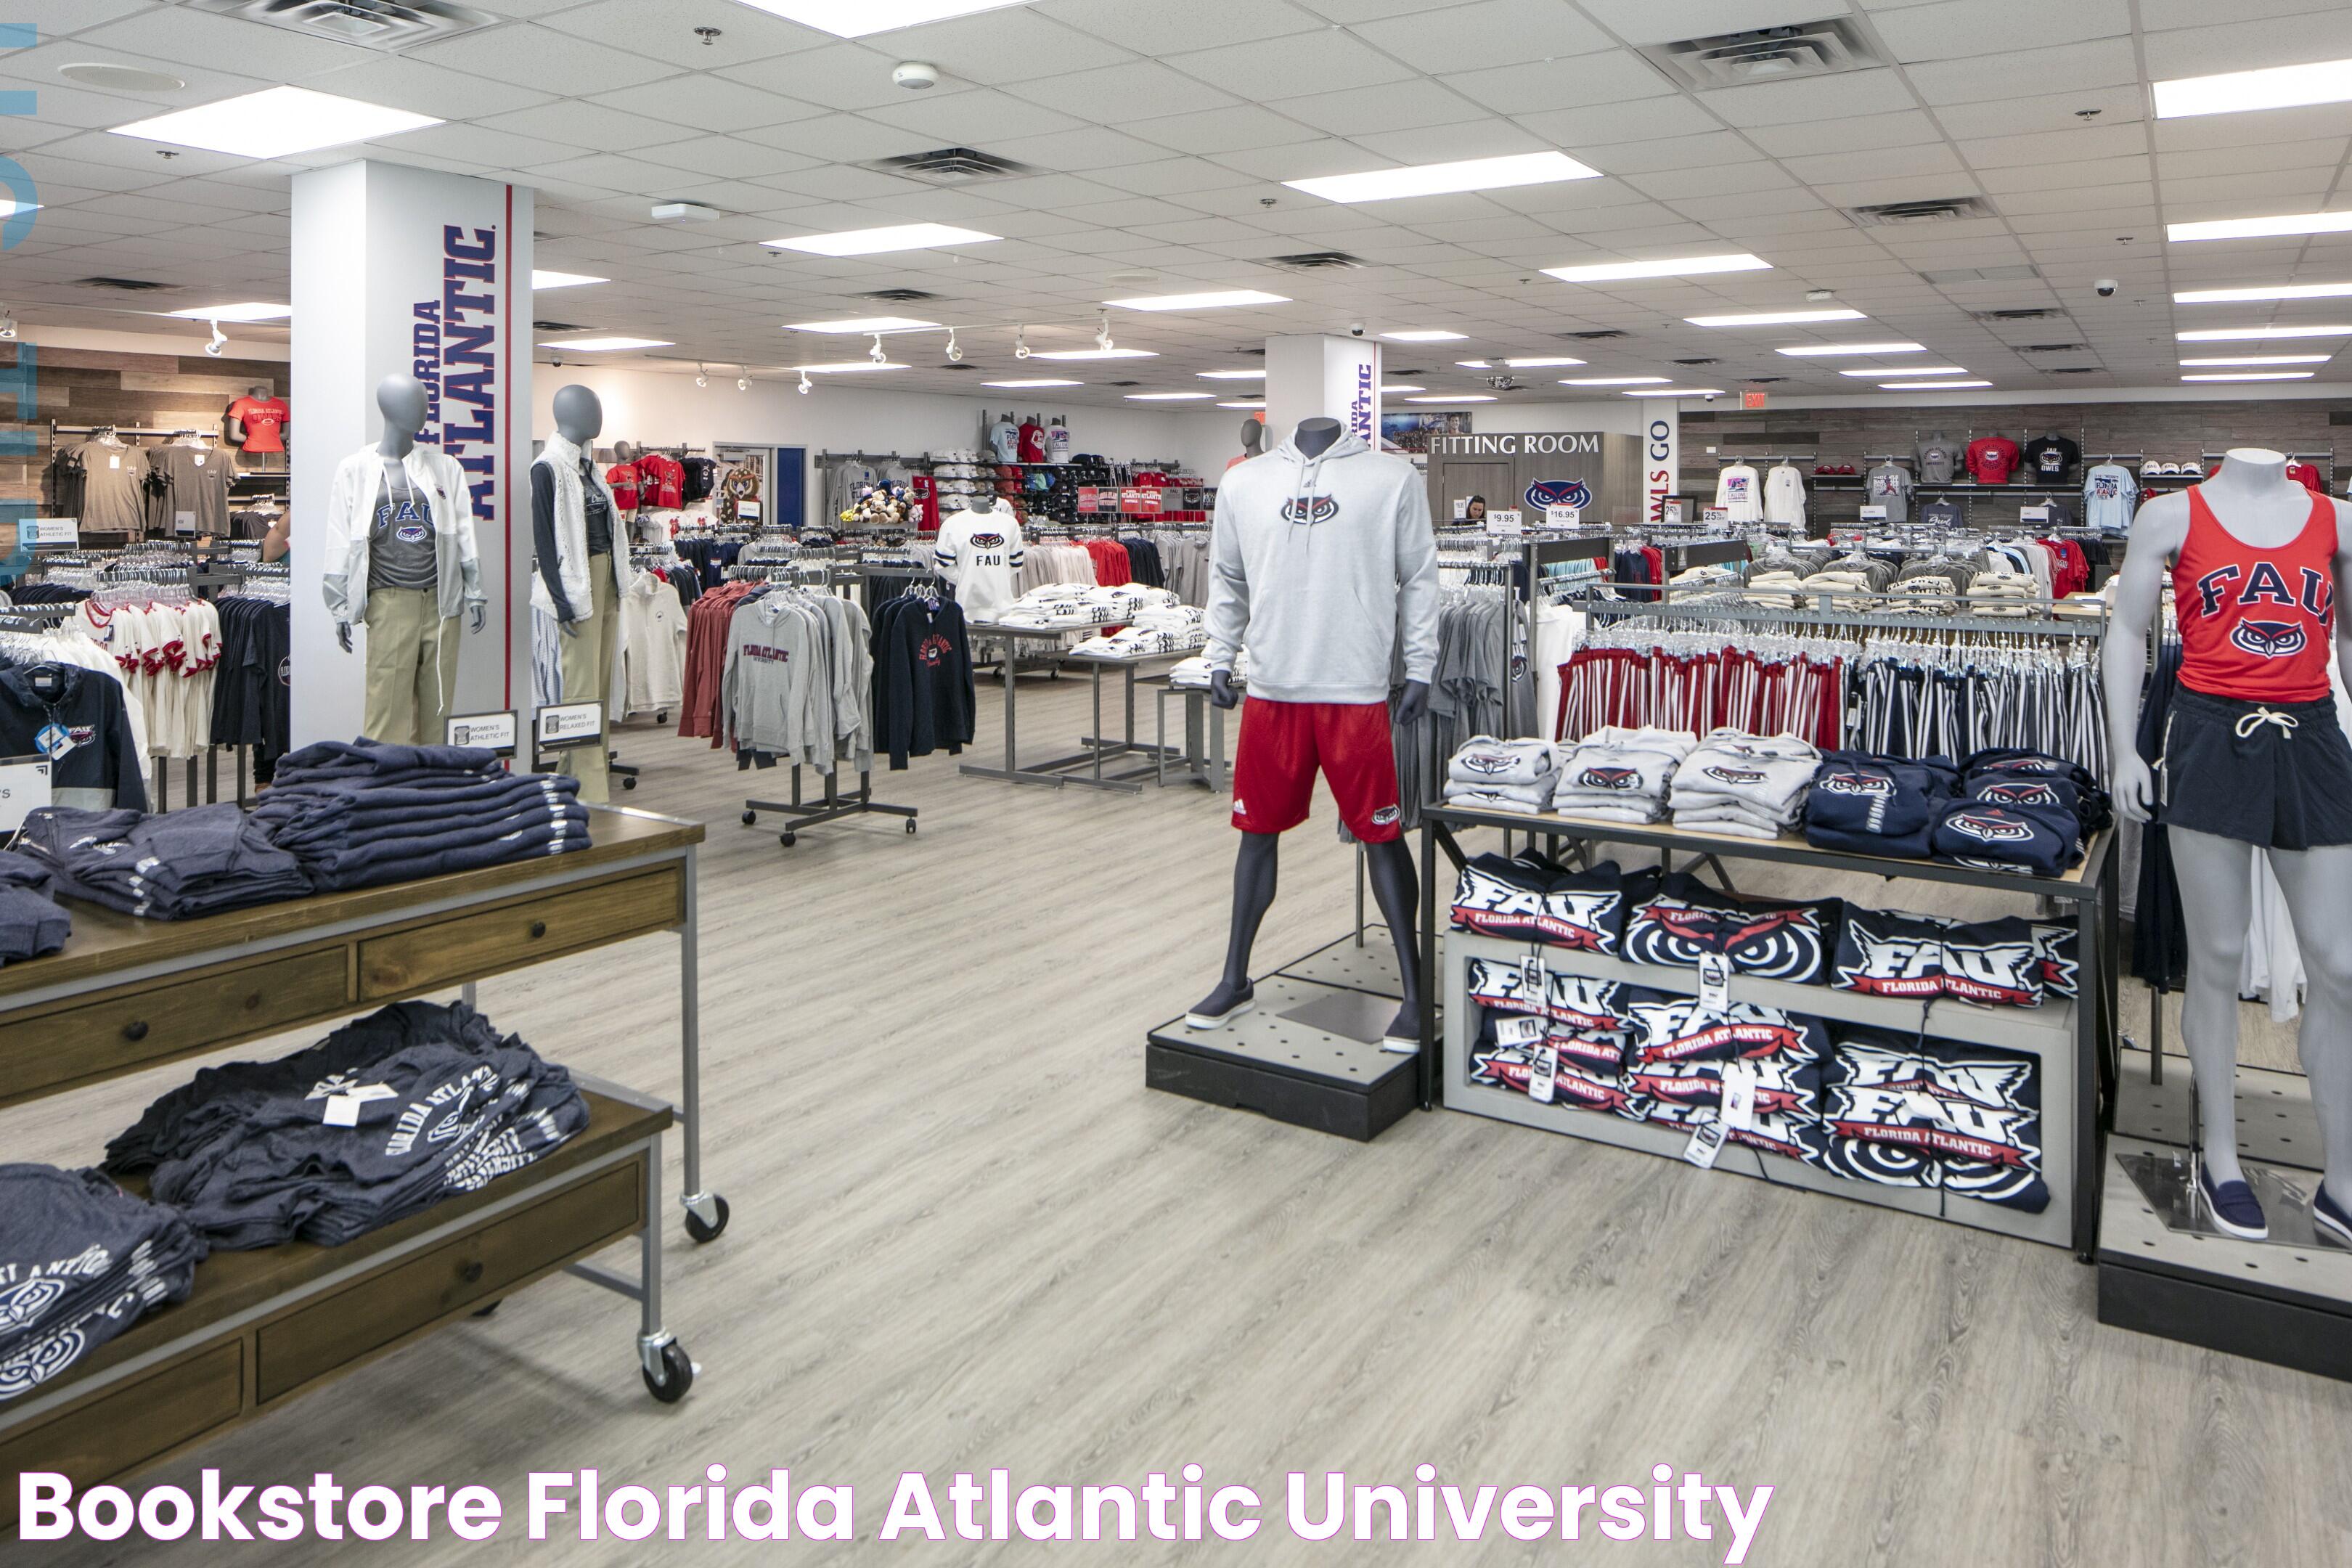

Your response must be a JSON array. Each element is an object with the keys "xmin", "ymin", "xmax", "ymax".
[{"xmin": 1204, "ymin": 430, "xmax": 1440, "ymax": 704}]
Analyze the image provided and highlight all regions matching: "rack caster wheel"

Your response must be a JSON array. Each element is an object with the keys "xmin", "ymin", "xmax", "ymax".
[
  {"xmin": 685, "ymin": 1193, "xmax": 730, "ymax": 1243},
  {"xmin": 905, "ymin": 819, "xmax": 918, "ymax": 836},
  {"xmin": 642, "ymin": 1340, "xmax": 694, "ymax": 1403},
  {"xmin": 780, "ymin": 831, "xmax": 797, "ymax": 847},
  {"xmin": 741, "ymin": 810, "xmax": 757, "ymax": 825},
  {"xmin": 622, "ymin": 775, "xmax": 637, "ymax": 791}
]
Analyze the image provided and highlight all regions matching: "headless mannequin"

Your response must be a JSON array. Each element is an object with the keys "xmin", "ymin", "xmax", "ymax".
[
  {"xmin": 1236, "ymin": 417, "xmax": 1265, "ymax": 462},
  {"xmin": 1197, "ymin": 416, "xmax": 1433, "ymax": 1047},
  {"xmin": 226, "ymin": 383, "xmax": 275, "ymax": 449},
  {"xmin": 335, "ymin": 375, "xmax": 486, "ymax": 655},
  {"xmin": 2104, "ymin": 447, "xmax": 2352, "ymax": 1230},
  {"xmin": 536, "ymin": 384, "xmax": 623, "ymax": 804}
]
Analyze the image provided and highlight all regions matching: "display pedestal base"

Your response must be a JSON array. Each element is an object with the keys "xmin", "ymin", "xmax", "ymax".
[
  {"xmin": 2096, "ymin": 1052, "xmax": 2352, "ymax": 1382},
  {"xmin": 1146, "ymin": 938, "xmax": 1417, "ymax": 1142}
]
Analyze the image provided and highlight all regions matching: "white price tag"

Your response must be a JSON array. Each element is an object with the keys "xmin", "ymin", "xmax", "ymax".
[
  {"xmin": 1495, "ymin": 1014, "xmax": 1547, "ymax": 1047},
  {"xmin": 1485, "ymin": 508, "xmax": 1525, "ymax": 536},
  {"xmin": 446, "ymin": 709, "xmax": 520, "ymax": 756},
  {"xmin": 535, "ymin": 700, "xmax": 604, "ymax": 750},
  {"xmin": 1545, "ymin": 505, "xmax": 1581, "ymax": 528},
  {"xmin": 1702, "ymin": 506, "xmax": 1729, "ymax": 523},
  {"xmin": 1519, "ymin": 951, "xmax": 1545, "ymax": 1000},
  {"xmin": 1698, "ymin": 952, "xmax": 1731, "ymax": 1013},
  {"xmin": 2020, "ymin": 505, "xmax": 2049, "ymax": 524},
  {"xmin": 1858, "ymin": 505, "xmax": 1888, "ymax": 523},
  {"xmin": 1683, "ymin": 1119, "xmax": 1728, "ymax": 1169},
  {"xmin": 1528, "ymin": 1044, "xmax": 1559, "ymax": 1104},
  {"xmin": 1719, "ymin": 1060, "xmax": 1760, "ymax": 1135},
  {"xmin": 192, "ymin": 454, "xmax": 205, "ymax": 467},
  {"xmin": 22, "ymin": 518, "xmax": 79, "ymax": 546},
  {"xmin": 0, "ymin": 756, "xmax": 52, "ymax": 835},
  {"xmin": 107, "ymin": 454, "xmax": 121, "ymax": 470},
  {"xmin": 321, "ymin": 1084, "xmax": 398, "ymax": 1127}
]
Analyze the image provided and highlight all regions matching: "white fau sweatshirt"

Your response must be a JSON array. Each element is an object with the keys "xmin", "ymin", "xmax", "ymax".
[{"xmin": 1204, "ymin": 431, "xmax": 1440, "ymax": 704}]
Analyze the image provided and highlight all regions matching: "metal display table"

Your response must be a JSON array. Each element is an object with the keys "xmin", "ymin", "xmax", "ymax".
[
  {"xmin": 0, "ymin": 807, "xmax": 719, "ymax": 1522},
  {"xmin": 1154, "ymin": 682, "xmax": 1230, "ymax": 793},
  {"xmin": 957, "ymin": 618, "xmax": 1185, "ymax": 794},
  {"xmin": 1418, "ymin": 804, "xmax": 2120, "ymax": 1258}
]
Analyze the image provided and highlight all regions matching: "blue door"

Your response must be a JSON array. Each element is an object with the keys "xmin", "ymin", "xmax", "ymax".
[{"xmin": 773, "ymin": 446, "xmax": 807, "ymax": 531}]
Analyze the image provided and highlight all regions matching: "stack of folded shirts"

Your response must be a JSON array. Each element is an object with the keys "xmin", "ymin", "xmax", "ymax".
[
  {"xmin": 20, "ymin": 804, "xmax": 313, "ymax": 920},
  {"xmin": 1443, "ymin": 735, "xmax": 1559, "ymax": 815},
  {"xmin": 1071, "ymin": 604, "xmax": 1205, "ymax": 657},
  {"xmin": 1966, "ymin": 571, "xmax": 2036, "ymax": 616},
  {"xmin": 0, "ymin": 849, "xmax": 70, "ymax": 963},
  {"xmin": 253, "ymin": 739, "xmax": 587, "ymax": 893},
  {"xmin": 1743, "ymin": 569, "xmax": 1805, "ymax": 610},
  {"xmin": 0, "ymin": 1164, "xmax": 205, "ymax": 1401},
  {"xmin": 1553, "ymin": 727, "xmax": 1694, "ymax": 822},
  {"xmin": 1803, "ymin": 751, "xmax": 1960, "ymax": 858},
  {"xmin": 105, "ymin": 1000, "xmax": 588, "ymax": 1250},
  {"xmin": 1670, "ymin": 730, "xmax": 1820, "ymax": 838},
  {"xmin": 1169, "ymin": 648, "xmax": 1247, "ymax": 690},
  {"xmin": 1800, "ymin": 568, "xmax": 1878, "ymax": 605}
]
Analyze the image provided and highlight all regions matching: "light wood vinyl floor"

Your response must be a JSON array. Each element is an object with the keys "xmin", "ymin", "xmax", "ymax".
[{"xmin": 6, "ymin": 674, "xmax": 2348, "ymax": 1567}]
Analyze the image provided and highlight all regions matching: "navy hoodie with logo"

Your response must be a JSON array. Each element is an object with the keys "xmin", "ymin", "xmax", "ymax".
[{"xmin": 0, "ymin": 664, "xmax": 147, "ymax": 812}]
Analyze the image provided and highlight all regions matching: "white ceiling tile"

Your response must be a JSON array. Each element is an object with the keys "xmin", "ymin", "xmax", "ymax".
[
  {"xmin": 552, "ymin": 0, "xmax": 825, "ymax": 68},
  {"xmin": 1906, "ymin": 39, "xmax": 2141, "ymax": 105},
  {"xmin": 1580, "ymin": 131, "xmax": 1765, "ymax": 176},
  {"xmin": 1930, "ymin": 86, "xmax": 2145, "ymax": 141},
  {"xmin": 875, "ymin": 11, "xmax": 1138, "ymax": 87},
  {"xmin": 1511, "ymin": 95, "xmax": 1726, "ymax": 148},
  {"xmin": 1575, "ymin": 0, "xmax": 1857, "ymax": 47},
  {"xmin": 1957, "ymin": 122, "xmax": 2149, "ymax": 171},
  {"xmin": 1782, "ymin": 142, "xmax": 1967, "ymax": 185},
  {"xmin": 1269, "ymin": 80, "xmax": 1490, "ymax": 138},
  {"xmin": 714, "ymin": 44, "xmax": 964, "ymax": 113},
  {"xmin": 986, "ymin": 125, "xmax": 1185, "ymax": 172},
  {"xmin": 730, "ymin": 114, "xmax": 931, "ymax": 165},
  {"xmin": 862, "ymin": 89, "xmax": 1087, "ymax": 144},
  {"xmin": 2157, "ymin": 138, "xmax": 2349, "ymax": 181},
  {"xmin": 1744, "ymin": 110, "xmax": 1943, "ymax": 158},
  {"xmin": 588, "ymin": 77, "xmax": 828, "ymax": 135},
  {"xmin": 73, "ymin": 7, "xmax": 372, "ymax": 81},
  {"xmin": 1437, "ymin": 51, "xmax": 1675, "ymax": 114},
  {"xmin": 1003, "ymin": 62, "xmax": 1241, "ymax": 119},
  {"xmin": 2160, "ymin": 170, "xmax": 2338, "ymax": 206},
  {"xmin": 1352, "ymin": 0, "xmax": 1612, "ymax": 73},
  {"xmin": 1349, "ymin": 118, "xmax": 1551, "ymax": 165},
  {"xmin": 2139, "ymin": 0, "xmax": 2350, "ymax": 25},
  {"xmin": 478, "ymin": 99, "xmax": 703, "ymax": 155},
  {"xmin": 1036, "ymin": 0, "xmax": 1325, "ymax": 55},
  {"xmin": 1699, "ymin": 70, "xmax": 1918, "ymax": 127},
  {"xmin": 1867, "ymin": 0, "xmax": 2129, "ymax": 62},
  {"xmin": 1972, "ymin": 155, "xmax": 2151, "ymax": 193},
  {"xmin": 408, "ymin": 25, "xmax": 682, "ymax": 97},
  {"xmin": 634, "ymin": 134, "xmax": 825, "ymax": 182},
  {"xmin": 1625, "ymin": 163, "xmax": 1798, "ymax": 201},
  {"xmin": 1127, "ymin": 105, "xmax": 1323, "ymax": 157},
  {"xmin": 2151, "ymin": 102, "xmax": 2352, "ymax": 152},
  {"xmin": 2143, "ymin": 11, "xmax": 2352, "ymax": 81},
  {"xmin": 1165, "ymin": 32, "xmax": 1416, "ymax": 101}
]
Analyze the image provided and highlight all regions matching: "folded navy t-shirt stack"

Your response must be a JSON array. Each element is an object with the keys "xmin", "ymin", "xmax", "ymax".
[
  {"xmin": 1803, "ymin": 751, "xmax": 1960, "ymax": 859},
  {"xmin": 17, "ymin": 803, "xmax": 312, "ymax": 920},
  {"xmin": 254, "ymin": 738, "xmax": 589, "ymax": 892},
  {"xmin": 105, "ymin": 1000, "xmax": 587, "ymax": 1250},
  {"xmin": 0, "ymin": 1164, "xmax": 204, "ymax": 1403},
  {"xmin": 1930, "ymin": 748, "xmax": 2109, "ymax": 878},
  {"xmin": 0, "ymin": 849, "xmax": 70, "ymax": 963}
]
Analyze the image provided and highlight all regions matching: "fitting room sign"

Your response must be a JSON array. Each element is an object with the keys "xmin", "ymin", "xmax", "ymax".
[{"xmin": 1429, "ymin": 433, "xmax": 1604, "ymax": 457}]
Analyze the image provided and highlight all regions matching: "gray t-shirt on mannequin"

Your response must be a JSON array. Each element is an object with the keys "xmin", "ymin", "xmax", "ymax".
[
  {"xmin": 367, "ymin": 458, "xmax": 438, "ymax": 592},
  {"xmin": 581, "ymin": 458, "xmax": 613, "ymax": 558}
]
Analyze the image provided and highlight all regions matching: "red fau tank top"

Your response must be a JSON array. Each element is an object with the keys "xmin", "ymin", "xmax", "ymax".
[{"xmin": 2172, "ymin": 484, "xmax": 2339, "ymax": 703}]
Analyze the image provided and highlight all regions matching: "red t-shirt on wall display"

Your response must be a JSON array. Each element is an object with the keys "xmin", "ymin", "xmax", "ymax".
[
  {"xmin": 1965, "ymin": 436, "xmax": 2020, "ymax": 485},
  {"xmin": 226, "ymin": 395, "xmax": 289, "ymax": 454}
]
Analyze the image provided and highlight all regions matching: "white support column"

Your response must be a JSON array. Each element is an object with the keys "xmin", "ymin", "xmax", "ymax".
[
  {"xmin": 1265, "ymin": 334, "xmax": 1383, "ymax": 448},
  {"xmin": 290, "ymin": 160, "xmax": 534, "ymax": 748}
]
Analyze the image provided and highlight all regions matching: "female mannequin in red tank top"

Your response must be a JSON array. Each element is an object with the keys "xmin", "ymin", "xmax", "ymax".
[{"xmin": 2105, "ymin": 448, "xmax": 2352, "ymax": 1243}]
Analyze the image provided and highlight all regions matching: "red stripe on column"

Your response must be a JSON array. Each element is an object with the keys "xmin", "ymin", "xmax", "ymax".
[{"xmin": 502, "ymin": 182, "xmax": 514, "ymax": 709}]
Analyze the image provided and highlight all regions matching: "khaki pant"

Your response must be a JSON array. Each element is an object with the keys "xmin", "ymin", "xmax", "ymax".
[
  {"xmin": 556, "ymin": 559, "xmax": 616, "ymax": 804},
  {"xmin": 361, "ymin": 587, "xmax": 460, "ymax": 746}
]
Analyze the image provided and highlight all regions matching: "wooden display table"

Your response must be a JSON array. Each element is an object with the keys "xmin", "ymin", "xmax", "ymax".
[{"xmin": 0, "ymin": 807, "xmax": 712, "ymax": 1531}]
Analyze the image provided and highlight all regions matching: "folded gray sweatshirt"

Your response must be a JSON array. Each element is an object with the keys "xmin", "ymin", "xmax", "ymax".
[{"xmin": 1204, "ymin": 430, "xmax": 1440, "ymax": 704}]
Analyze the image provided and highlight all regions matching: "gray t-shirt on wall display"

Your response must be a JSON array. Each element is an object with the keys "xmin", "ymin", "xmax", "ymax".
[
  {"xmin": 1916, "ymin": 435, "xmax": 1959, "ymax": 485},
  {"xmin": 367, "ymin": 460, "xmax": 438, "ymax": 593}
]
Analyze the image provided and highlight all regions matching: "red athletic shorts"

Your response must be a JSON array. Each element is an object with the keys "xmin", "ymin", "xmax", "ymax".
[{"xmin": 1231, "ymin": 697, "xmax": 1403, "ymax": 843}]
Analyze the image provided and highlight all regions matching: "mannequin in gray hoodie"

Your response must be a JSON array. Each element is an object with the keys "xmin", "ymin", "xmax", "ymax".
[{"xmin": 1190, "ymin": 418, "xmax": 1440, "ymax": 1048}]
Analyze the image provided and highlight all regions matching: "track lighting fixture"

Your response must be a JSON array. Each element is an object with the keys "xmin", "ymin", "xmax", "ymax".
[
  {"xmin": 203, "ymin": 319, "xmax": 226, "ymax": 357},
  {"xmin": 869, "ymin": 333, "xmax": 889, "ymax": 364},
  {"xmin": 1095, "ymin": 314, "xmax": 1114, "ymax": 351},
  {"xmin": 0, "ymin": 311, "xmax": 16, "ymax": 342},
  {"xmin": 695, "ymin": 364, "xmax": 709, "ymax": 388},
  {"xmin": 799, "ymin": 369, "xmax": 812, "ymax": 395},
  {"xmin": 1015, "ymin": 326, "xmax": 1030, "ymax": 359},
  {"xmin": 737, "ymin": 372, "xmax": 750, "ymax": 391},
  {"xmin": 945, "ymin": 327, "xmax": 962, "ymax": 362}
]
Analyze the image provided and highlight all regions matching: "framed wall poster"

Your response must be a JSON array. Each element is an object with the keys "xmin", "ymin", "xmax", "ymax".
[{"xmin": 1381, "ymin": 410, "xmax": 1471, "ymax": 454}]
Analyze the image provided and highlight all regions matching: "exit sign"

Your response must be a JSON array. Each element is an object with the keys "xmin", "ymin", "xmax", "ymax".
[{"xmin": 1742, "ymin": 391, "xmax": 1771, "ymax": 409}]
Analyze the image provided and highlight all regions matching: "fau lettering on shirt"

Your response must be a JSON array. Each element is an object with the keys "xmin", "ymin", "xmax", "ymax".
[{"xmin": 2171, "ymin": 483, "xmax": 2340, "ymax": 703}]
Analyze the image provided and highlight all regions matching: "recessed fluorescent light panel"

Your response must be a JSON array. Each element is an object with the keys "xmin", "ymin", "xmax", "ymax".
[
  {"xmin": 2168, "ymin": 210, "xmax": 2352, "ymax": 242},
  {"xmin": 1561, "ymin": 377, "xmax": 1670, "ymax": 385},
  {"xmin": 1217, "ymin": 401, "xmax": 1267, "ymax": 410},
  {"xmin": 764, "ymin": 223, "xmax": 999, "ymax": 258},
  {"xmin": 111, "ymin": 86, "xmax": 439, "ymax": 160},
  {"xmin": 2179, "ymin": 354, "xmax": 2332, "ymax": 366},
  {"xmin": 1379, "ymin": 384, "xmax": 1425, "ymax": 393},
  {"xmin": 1196, "ymin": 369, "xmax": 1268, "ymax": 380},
  {"xmin": 1544, "ymin": 253, "xmax": 1771, "ymax": 285},
  {"xmin": 542, "ymin": 337, "xmax": 672, "ymax": 352},
  {"xmin": 2155, "ymin": 56, "xmax": 2352, "ymax": 120},
  {"xmin": 730, "ymin": 1, "xmax": 1029, "ymax": 41},
  {"xmin": 1776, "ymin": 342, "xmax": 1924, "ymax": 356},
  {"xmin": 2175, "ymin": 283, "xmax": 2352, "ymax": 303},
  {"xmin": 1455, "ymin": 359, "xmax": 1493, "ymax": 369},
  {"xmin": 1625, "ymin": 387, "xmax": 1724, "ymax": 397},
  {"xmin": 984, "ymin": 378, "xmax": 1082, "ymax": 388},
  {"xmin": 1286, "ymin": 150, "xmax": 1599, "ymax": 205},
  {"xmin": 1687, "ymin": 309, "xmax": 1866, "ymax": 327},
  {"xmin": 531, "ymin": 270, "xmax": 605, "ymax": 290},
  {"xmin": 1106, "ymin": 290, "xmax": 1288, "ymax": 311},
  {"xmin": 785, "ymin": 317, "xmax": 941, "ymax": 334},
  {"xmin": 1384, "ymin": 330, "xmax": 1468, "ymax": 343},
  {"xmin": 1501, "ymin": 356, "xmax": 1586, "ymax": 368},
  {"xmin": 1125, "ymin": 392, "xmax": 1215, "ymax": 401},
  {"xmin": 1406, "ymin": 395, "xmax": 1497, "ymax": 404},
  {"xmin": 2178, "ymin": 324, "xmax": 2352, "ymax": 340},
  {"xmin": 1842, "ymin": 366, "xmax": 1967, "ymax": 378},
  {"xmin": 1026, "ymin": 348, "xmax": 1158, "ymax": 361},
  {"xmin": 165, "ymin": 302, "xmax": 290, "ymax": 323},
  {"xmin": 2181, "ymin": 371, "xmax": 2317, "ymax": 382},
  {"xmin": 1879, "ymin": 380, "xmax": 1992, "ymax": 390}
]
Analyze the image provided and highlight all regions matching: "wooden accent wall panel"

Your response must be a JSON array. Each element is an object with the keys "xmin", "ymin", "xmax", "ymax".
[{"xmin": 0, "ymin": 350, "xmax": 287, "ymax": 509}]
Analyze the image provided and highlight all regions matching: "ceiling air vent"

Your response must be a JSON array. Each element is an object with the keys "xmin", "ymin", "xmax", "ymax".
[
  {"xmin": 1265, "ymin": 251, "xmax": 1368, "ymax": 271},
  {"xmin": 2022, "ymin": 343, "xmax": 2090, "ymax": 354},
  {"xmin": 188, "ymin": 0, "xmax": 497, "ymax": 49},
  {"xmin": 1849, "ymin": 196, "xmax": 1998, "ymax": 228},
  {"xmin": 863, "ymin": 147, "xmax": 1038, "ymax": 187},
  {"xmin": 532, "ymin": 319, "xmax": 588, "ymax": 332},
  {"xmin": 860, "ymin": 288, "xmax": 941, "ymax": 303},
  {"xmin": 75, "ymin": 277, "xmax": 174, "ymax": 292},
  {"xmin": 1638, "ymin": 17, "xmax": 1879, "ymax": 89},
  {"xmin": 939, "ymin": 362, "xmax": 976, "ymax": 372},
  {"xmin": 2048, "ymin": 367, "xmax": 2102, "ymax": 375},
  {"xmin": 1748, "ymin": 376, "xmax": 1790, "ymax": 384},
  {"xmin": 1559, "ymin": 329, "xmax": 1628, "ymax": 340},
  {"xmin": 1672, "ymin": 356, "xmax": 1720, "ymax": 366},
  {"xmin": 1108, "ymin": 380, "xmax": 1143, "ymax": 388},
  {"xmin": 1972, "ymin": 308, "xmax": 2067, "ymax": 322}
]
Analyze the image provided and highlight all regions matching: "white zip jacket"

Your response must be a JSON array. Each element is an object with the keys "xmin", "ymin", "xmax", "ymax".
[
  {"xmin": 322, "ymin": 444, "xmax": 486, "ymax": 626},
  {"xmin": 1204, "ymin": 430, "xmax": 1440, "ymax": 704}
]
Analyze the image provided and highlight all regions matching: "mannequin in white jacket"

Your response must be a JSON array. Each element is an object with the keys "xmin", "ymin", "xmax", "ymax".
[
  {"xmin": 532, "ymin": 384, "xmax": 634, "ymax": 804},
  {"xmin": 322, "ymin": 374, "xmax": 486, "ymax": 745}
]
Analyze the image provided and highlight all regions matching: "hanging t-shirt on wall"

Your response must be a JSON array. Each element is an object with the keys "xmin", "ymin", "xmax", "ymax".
[
  {"xmin": 1714, "ymin": 463, "xmax": 1761, "ymax": 523},
  {"xmin": 1965, "ymin": 436, "xmax": 2020, "ymax": 486},
  {"xmin": 227, "ymin": 394, "xmax": 289, "ymax": 454},
  {"xmin": 2020, "ymin": 435, "xmax": 2080, "ymax": 483}
]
